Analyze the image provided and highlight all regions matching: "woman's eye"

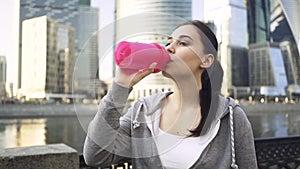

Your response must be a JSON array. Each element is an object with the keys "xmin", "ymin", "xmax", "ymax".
[
  {"xmin": 178, "ymin": 41, "xmax": 188, "ymax": 46},
  {"xmin": 165, "ymin": 42, "xmax": 171, "ymax": 47}
]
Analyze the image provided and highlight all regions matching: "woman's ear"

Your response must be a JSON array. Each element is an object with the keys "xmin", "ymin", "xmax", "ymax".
[{"xmin": 200, "ymin": 54, "xmax": 214, "ymax": 68}]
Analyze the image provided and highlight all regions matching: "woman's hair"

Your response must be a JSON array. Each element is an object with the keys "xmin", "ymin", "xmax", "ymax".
[{"xmin": 177, "ymin": 20, "xmax": 224, "ymax": 137}]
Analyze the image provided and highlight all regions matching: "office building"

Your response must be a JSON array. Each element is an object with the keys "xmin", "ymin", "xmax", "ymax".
[
  {"xmin": 249, "ymin": 42, "xmax": 287, "ymax": 96},
  {"xmin": 116, "ymin": 0, "xmax": 192, "ymax": 98},
  {"xmin": 204, "ymin": 0, "xmax": 248, "ymax": 96},
  {"xmin": 19, "ymin": 0, "xmax": 99, "ymax": 97},
  {"xmin": 21, "ymin": 16, "xmax": 75, "ymax": 99},
  {"xmin": 0, "ymin": 56, "xmax": 6, "ymax": 97},
  {"xmin": 73, "ymin": 6, "xmax": 99, "ymax": 97},
  {"xmin": 270, "ymin": 0, "xmax": 300, "ymax": 86},
  {"xmin": 116, "ymin": 0, "xmax": 191, "ymax": 43},
  {"xmin": 280, "ymin": 41, "xmax": 298, "ymax": 85}
]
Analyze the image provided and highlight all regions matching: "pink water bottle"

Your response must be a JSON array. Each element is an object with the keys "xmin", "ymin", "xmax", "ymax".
[{"xmin": 114, "ymin": 41, "xmax": 170, "ymax": 73}]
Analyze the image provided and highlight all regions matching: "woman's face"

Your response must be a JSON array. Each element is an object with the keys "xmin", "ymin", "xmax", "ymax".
[{"xmin": 162, "ymin": 24, "xmax": 212, "ymax": 79}]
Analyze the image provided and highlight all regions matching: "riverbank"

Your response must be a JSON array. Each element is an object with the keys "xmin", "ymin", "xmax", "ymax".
[
  {"xmin": 240, "ymin": 102, "xmax": 300, "ymax": 115},
  {"xmin": 0, "ymin": 102, "xmax": 300, "ymax": 118},
  {"xmin": 0, "ymin": 104, "xmax": 99, "ymax": 118}
]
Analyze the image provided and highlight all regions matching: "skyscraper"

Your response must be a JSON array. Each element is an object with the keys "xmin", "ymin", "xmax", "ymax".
[
  {"xmin": 116, "ymin": 0, "xmax": 191, "ymax": 43},
  {"xmin": 19, "ymin": 0, "xmax": 99, "ymax": 97},
  {"xmin": 21, "ymin": 16, "xmax": 75, "ymax": 99},
  {"xmin": 204, "ymin": 0, "xmax": 248, "ymax": 96},
  {"xmin": 74, "ymin": 6, "xmax": 99, "ymax": 97},
  {"xmin": 270, "ymin": 0, "xmax": 300, "ymax": 86},
  {"xmin": 247, "ymin": 0, "xmax": 271, "ymax": 43}
]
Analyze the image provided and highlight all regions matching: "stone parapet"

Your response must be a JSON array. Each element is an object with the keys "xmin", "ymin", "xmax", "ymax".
[{"xmin": 0, "ymin": 144, "xmax": 79, "ymax": 169}]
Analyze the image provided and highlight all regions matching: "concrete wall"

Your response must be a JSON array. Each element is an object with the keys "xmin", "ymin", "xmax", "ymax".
[{"xmin": 0, "ymin": 144, "xmax": 79, "ymax": 169}]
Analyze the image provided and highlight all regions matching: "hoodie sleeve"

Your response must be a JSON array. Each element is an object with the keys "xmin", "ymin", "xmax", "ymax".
[
  {"xmin": 83, "ymin": 82, "xmax": 133, "ymax": 167},
  {"xmin": 233, "ymin": 106, "xmax": 258, "ymax": 169}
]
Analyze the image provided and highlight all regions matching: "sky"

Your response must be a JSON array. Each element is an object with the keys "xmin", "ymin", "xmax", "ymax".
[
  {"xmin": 0, "ymin": 0, "xmax": 201, "ymax": 93},
  {"xmin": 0, "ymin": 0, "xmax": 20, "ymax": 92}
]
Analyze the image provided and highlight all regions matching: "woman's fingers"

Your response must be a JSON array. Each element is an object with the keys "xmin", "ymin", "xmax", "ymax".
[
  {"xmin": 129, "ymin": 62, "xmax": 158, "ymax": 87},
  {"xmin": 115, "ymin": 62, "xmax": 158, "ymax": 88}
]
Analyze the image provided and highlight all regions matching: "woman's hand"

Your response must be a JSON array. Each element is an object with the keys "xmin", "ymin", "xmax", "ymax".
[{"xmin": 114, "ymin": 62, "xmax": 158, "ymax": 88}]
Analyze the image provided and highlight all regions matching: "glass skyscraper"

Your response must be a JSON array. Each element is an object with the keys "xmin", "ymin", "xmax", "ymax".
[
  {"xmin": 116, "ymin": 0, "xmax": 192, "ymax": 43},
  {"xmin": 247, "ymin": 0, "xmax": 271, "ymax": 43}
]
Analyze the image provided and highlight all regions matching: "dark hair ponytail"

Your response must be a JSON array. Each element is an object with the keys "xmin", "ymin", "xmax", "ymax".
[
  {"xmin": 178, "ymin": 20, "xmax": 224, "ymax": 137},
  {"xmin": 190, "ymin": 61, "xmax": 223, "ymax": 137},
  {"xmin": 189, "ymin": 69, "xmax": 211, "ymax": 136}
]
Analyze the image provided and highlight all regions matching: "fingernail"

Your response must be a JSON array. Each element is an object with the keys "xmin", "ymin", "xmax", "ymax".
[{"xmin": 149, "ymin": 62, "xmax": 158, "ymax": 69}]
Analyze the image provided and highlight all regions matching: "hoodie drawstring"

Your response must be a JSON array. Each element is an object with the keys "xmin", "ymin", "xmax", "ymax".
[
  {"xmin": 229, "ymin": 105, "xmax": 239, "ymax": 169},
  {"xmin": 133, "ymin": 103, "xmax": 143, "ymax": 129}
]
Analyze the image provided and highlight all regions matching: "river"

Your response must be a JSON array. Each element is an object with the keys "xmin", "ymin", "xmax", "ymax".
[{"xmin": 0, "ymin": 104, "xmax": 300, "ymax": 153}]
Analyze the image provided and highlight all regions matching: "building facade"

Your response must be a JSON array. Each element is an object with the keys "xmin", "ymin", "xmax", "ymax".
[
  {"xmin": 247, "ymin": 0, "xmax": 271, "ymax": 43},
  {"xmin": 21, "ymin": 16, "xmax": 75, "ymax": 99},
  {"xmin": 19, "ymin": 0, "xmax": 99, "ymax": 97},
  {"xmin": 73, "ymin": 6, "xmax": 99, "ymax": 98},
  {"xmin": 249, "ymin": 42, "xmax": 287, "ymax": 96},
  {"xmin": 270, "ymin": 0, "xmax": 300, "ymax": 86},
  {"xmin": 117, "ymin": 0, "xmax": 192, "ymax": 30}
]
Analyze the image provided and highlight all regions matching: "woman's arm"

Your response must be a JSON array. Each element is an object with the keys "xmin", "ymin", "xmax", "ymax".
[
  {"xmin": 83, "ymin": 82, "xmax": 133, "ymax": 167},
  {"xmin": 234, "ymin": 106, "xmax": 258, "ymax": 169},
  {"xmin": 83, "ymin": 64, "xmax": 157, "ymax": 167}
]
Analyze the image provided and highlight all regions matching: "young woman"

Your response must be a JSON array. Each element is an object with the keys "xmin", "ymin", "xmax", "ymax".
[{"xmin": 83, "ymin": 20, "xmax": 258, "ymax": 169}]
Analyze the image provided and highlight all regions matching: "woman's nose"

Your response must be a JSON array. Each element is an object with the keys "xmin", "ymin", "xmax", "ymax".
[{"xmin": 166, "ymin": 43, "xmax": 175, "ymax": 54}]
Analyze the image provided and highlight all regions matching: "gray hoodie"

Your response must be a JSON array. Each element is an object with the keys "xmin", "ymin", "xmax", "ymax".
[{"xmin": 83, "ymin": 82, "xmax": 258, "ymax": 169}]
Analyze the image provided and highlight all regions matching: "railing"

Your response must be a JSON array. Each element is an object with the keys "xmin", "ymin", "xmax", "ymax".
[
  {"xmin": 79, "ymin": 136, "xmax": 300, "ymax": 169},
  {"xmin": 255, "ymin": 136, "xmax": 300, "ymax": 169}
]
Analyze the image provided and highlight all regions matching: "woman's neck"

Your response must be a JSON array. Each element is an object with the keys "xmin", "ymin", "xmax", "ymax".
[
  {"xmin": 164, "ymin": 73, "xmax": 202, "ymax": 117},
  {"xmin": 160, "ymin": 76, "xmax": 202, "ymax": 135}
]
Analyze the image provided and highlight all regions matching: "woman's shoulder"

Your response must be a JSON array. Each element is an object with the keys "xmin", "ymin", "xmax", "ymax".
[
  {"xmin": 220, "ymin": 96, "xmax": 251, "ymax": 126},
  {"xmin": 131, "ymin": 91, "xmax": 173, "ymax": 112}
]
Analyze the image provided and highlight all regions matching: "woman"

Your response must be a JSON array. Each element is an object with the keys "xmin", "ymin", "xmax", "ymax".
[{"xmin": 83, "ymin": 20, "xmax": 258, "ymax": 169}]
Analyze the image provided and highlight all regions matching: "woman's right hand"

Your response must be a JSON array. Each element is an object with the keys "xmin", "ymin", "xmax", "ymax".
[{"xmin": 114, "ymin": 62, "xmax": 158, "ymax": 88}]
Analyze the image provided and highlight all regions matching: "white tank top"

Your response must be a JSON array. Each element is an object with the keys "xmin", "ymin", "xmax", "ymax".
[{"xmin": 147, "ymin": 110, "xmax": 220, "ymax": 169}]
